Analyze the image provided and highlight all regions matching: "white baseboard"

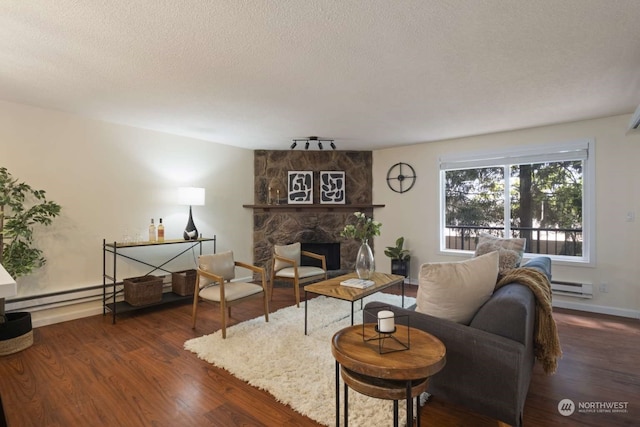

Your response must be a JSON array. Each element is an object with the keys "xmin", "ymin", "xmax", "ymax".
[
  {"xmin": 552, "ymin": 299, "xmax": 640, "ymax": 319},
  {"xmin": 30, "ymin": 303, "xmax": 104, "ymax": 328}
]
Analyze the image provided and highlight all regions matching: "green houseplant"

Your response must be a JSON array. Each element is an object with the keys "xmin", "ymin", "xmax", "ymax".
[
  {"xmin": 384, "ymin": 237, "xmax": 411, "ymax": 277},
  {"xmin": 0, "ymin": 167, "xmax": 61, "ymax": 354}
]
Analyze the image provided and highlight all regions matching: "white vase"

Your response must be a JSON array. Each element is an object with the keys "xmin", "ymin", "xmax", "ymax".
[{"xmin": 355, "ymin": 240, "xmax": 375, "ymax": 279}]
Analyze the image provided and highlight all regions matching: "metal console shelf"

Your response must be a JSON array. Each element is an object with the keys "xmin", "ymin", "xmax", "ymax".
[{"xmin": 102, "ymin": 237, "xmax": 216, "ymax": 323}]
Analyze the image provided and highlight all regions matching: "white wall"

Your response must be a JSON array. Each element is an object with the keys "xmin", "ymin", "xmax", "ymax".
[
  {"xmin": 1, "ymin": 100, "xmax": 254, "ymax": 324},
  {"xmin": 373, "ymin": 114, "xmax": 640, "ymax": 318},
  {"xmin": 4, "ymin": 99, "xmax": 638, "ymax": 322}
]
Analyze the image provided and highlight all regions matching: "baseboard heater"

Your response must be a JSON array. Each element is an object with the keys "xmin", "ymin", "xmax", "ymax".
[
  {"xmin": 5, "ymin": 274, "xmax": 175, "ymax": 313},
  {"xmin": 551, "ymin": 280, "xmax": 593, "ymax": 299}
]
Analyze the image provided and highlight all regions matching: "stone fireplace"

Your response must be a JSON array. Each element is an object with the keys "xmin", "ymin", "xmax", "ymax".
[{"xmin": 246, "ymin": 150, "xmax": 381, "ymax": 272}]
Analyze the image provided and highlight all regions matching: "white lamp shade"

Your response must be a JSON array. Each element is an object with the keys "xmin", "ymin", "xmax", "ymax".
[{"xmin": 178, "ymin": 187, "xmax": 205, "ymax": 206}]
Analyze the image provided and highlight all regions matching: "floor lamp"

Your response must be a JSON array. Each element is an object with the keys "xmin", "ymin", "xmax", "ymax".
[{"xmin": 178, "ymin": 187, "xmax": 205, "ymax": 240}]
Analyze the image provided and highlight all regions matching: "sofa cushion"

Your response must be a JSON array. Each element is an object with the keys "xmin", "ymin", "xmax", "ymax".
[
  {"xmin": 475, "ymin": 245, "xmax": 520, "ymax": 273},
  {"xmin": 474, "ymin": 233, "xmax": 526, "ymax": 271},
  {"xmin": 416, "ymin": 251, "xmax": 499, "ymax": 324}
]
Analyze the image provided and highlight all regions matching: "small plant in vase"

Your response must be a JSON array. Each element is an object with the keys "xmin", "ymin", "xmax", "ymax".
[
  {"xmin": 384, "ymin": 237, "xmax": 411, "ymax": 278},
  {"xmin": 341, "ymin": 212, "xmax": 382, "ymax": 279}
]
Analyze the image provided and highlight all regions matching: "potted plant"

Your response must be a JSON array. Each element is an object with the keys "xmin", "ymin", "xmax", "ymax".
[
  {"xmin": 1, "ymin": 167, "xmax": 61, "ymax": 355},
  {"xmin": 384, "ymin": 237, "xmax": 411, "ymax": 277}
]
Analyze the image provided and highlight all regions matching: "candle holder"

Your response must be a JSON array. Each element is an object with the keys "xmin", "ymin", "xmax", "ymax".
[{"xmin": 362, "ymin": 307, "xmax": 410, "ymax": 354}]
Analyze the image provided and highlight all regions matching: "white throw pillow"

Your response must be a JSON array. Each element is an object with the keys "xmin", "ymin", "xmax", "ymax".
[{"xmin": 416, "ymin": 251, "xmax": 499, "ymax": 324}]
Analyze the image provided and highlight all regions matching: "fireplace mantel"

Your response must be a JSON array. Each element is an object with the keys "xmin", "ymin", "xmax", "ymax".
[{"xmin": 243, "ymin": 204, "xmax": 384, "ymax": 212}]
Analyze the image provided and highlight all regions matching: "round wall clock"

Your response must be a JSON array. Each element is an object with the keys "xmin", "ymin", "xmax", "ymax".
[{"xmin": 386, "ymin": 162, "xmax": 416, "ymax": 193}]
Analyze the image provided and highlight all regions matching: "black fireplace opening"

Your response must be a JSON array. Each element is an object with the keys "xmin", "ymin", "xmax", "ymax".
[{"xmin": 301, "ymin": 242, "xmax": 341, "ymax": 271}]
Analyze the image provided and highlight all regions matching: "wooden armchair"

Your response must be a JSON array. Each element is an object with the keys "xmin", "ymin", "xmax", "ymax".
[
  {"xmin": 271, "ymin": 242, "xmax": 327, "ymax": 307},
  {"xmin": 192, "ymin": 251, "xmax": 269, "ymax": 338}
]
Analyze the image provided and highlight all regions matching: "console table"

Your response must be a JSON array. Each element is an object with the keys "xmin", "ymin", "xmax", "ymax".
[{"xmin": 102, "ymin": 237, "xmax": 216, "ymax": 323}]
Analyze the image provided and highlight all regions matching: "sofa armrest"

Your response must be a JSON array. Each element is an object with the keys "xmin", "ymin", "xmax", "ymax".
[
  {"xmin": 470, "ymin": 283, "xmax": 535, "ymax": 346},
  {"xmin": 470, "ymin": 255, "xmax": 550, "ymax": 345}
]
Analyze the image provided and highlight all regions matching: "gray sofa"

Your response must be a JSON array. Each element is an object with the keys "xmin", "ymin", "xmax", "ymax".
[{"xmin": 365, "ymin": 256, "xmax": 551, "ymax": 427}]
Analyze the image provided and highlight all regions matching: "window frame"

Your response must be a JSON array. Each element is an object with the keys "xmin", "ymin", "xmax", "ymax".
[{"xmin": 438, "ymin": 139, "xmax": 595, "ymax": 266}]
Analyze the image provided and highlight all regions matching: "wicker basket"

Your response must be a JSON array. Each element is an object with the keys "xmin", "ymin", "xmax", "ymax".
[
  {"xmin": 123, "ymin": 275, "xmax": 163, "ymax": 306},
  {"xmin": 0, "ymin": 312, "xmax": 34, "ymax": 356},
  {"xmin": 171, "ymin": 269, "xmax": 197, "ymax": 296}
]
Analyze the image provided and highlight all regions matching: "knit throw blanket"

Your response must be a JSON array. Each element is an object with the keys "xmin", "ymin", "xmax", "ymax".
[{"xmin": 496, "ymin": 267, "xmax": 562, "ymax": 375}]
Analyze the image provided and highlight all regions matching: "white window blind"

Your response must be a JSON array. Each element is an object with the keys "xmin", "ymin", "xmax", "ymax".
[{"xmin": 439, "ymin": 140, "xmax": 590, "ymax": 171}]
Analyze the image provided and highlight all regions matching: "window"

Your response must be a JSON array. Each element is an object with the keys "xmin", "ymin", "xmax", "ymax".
[{"xmin": 439, "ymin": 140, "xmax": 594, "ymax": 264}]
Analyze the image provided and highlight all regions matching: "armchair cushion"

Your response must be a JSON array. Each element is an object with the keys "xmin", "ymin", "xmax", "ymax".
[
  {"xmin": 275, "ymin": 266, "xmax": 326, "ymax": 279},
  {"xmin": 273, "ymin": 243, "xmax": 301, "ymax": 271},
  {"xmin": 199, "ymin": 281, "xmax": 264, "ymax": 302},
  {"xmin": 199, "ymin": 251, "xmax": 235, "ymax": 286},
  {"xmin": 416, "ymin": 251, "xmax": 499, "ymax": 324}
]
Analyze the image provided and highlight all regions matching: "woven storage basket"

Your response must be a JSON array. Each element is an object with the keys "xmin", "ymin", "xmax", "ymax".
[
  {"xmin": 0, "ymin": 312, "xmax": 34, "ymax": 356},
  {"xmin": 171, "ymin": 269, "xmax": 197, "ymax": 296},
  {"xmin": 123, "ymin": 275, "xmax": 163, "ymax": 306}
]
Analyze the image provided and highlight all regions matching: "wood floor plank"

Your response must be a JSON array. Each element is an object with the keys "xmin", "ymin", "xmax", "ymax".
[{"xmin": 0, "ymin": 285, "xmax": 638, "ymax": 426}]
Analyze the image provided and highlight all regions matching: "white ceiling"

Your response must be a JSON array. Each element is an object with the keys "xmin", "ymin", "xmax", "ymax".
[{"xmin": 2, "ymin": 0, "xmax": 640, "ymax": 151}]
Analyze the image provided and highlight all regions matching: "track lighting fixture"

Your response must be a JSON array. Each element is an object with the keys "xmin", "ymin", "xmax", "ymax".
[{"xmin": 290, "ymin": 136, "xmax": 336, "ymax": 150}]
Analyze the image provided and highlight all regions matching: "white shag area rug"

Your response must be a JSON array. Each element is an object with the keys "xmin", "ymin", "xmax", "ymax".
[{"xmin": 184, "ymin": 293, "xmax": 416, "ymax": 426}]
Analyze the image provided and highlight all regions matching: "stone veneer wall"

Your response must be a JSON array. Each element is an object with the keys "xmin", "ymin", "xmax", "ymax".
[{"xmin": 251, "ymin": 150, "xmax": 374, "ymax": 271}]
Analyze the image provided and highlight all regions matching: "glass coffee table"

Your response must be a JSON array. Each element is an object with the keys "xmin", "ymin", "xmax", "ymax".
[{"xmin": 303, "ymin": 272, "xmax": 405, "ymax": 335}]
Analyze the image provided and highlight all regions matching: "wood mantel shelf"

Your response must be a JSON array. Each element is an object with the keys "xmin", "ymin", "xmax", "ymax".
[{"xmin": 243, "ymin": 203, "xmax": 384, "ymax": 211}]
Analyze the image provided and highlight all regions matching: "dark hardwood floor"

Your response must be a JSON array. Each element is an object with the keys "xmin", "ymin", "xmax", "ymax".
[{"xmin": 0, "ymin": 284, "xmax": 638, "ymax": 426}]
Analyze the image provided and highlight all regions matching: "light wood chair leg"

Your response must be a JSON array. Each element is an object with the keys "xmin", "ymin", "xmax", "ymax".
[
  {"xmin": 220, "ymin": 300, "xmax": 227, "ymax": 339},
  {"xmin": 293, "ymin": 278, "xmax": 300, "ymax": 308},
  {"xmin": 497, "ymin": 421, "xmax": 512, "ymax": 427},
  {"xmin": 270, "ymin": 274, "xmax": 275, "ymax": 301},
  {"xmin": 263, "ymin": 292, "xmax": 269, "ymax": 322},
  {"xmin": 191, "ymin": 295, "xmax": 199, "ymax": 329}
]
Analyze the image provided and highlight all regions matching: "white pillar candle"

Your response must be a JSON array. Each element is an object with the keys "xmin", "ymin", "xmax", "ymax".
[{"xmin": 377, "ymin": 310, "xmax": 395, "ymax": 333}]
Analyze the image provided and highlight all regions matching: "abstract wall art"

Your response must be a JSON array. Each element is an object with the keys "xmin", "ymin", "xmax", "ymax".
[
  {"xmin": 288, "ymin": 171, "xmax": 313, "ymax": 204},
  {"xmin": 320, "ymin": 171, "xmax": 345, "ymax": 204}
]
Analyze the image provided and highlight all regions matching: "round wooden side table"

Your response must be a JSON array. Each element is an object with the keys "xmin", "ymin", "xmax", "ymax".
[{"xmin": 331, "ymin": 324, "xmax": 446, "ymax": 427}]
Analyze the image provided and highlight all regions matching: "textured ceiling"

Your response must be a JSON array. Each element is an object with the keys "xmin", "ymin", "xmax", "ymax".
[{"xmin": 2, "ymin": 0, "xmax": 640, "ymax": 150}]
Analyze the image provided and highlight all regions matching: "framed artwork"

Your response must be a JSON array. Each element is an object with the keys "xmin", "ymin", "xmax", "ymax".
[
  {"xmin": 288, "ymin": 171, "xmax": 313, "ymax": 204},
  {"xmin": 320, "ymin": 171, "xmax": 345, "ymax": 204}
]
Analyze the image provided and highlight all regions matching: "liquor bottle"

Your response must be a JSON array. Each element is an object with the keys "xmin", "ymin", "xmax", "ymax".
[
  {"xmin": 157, "ymin": 218, "xmax": 165, "ymax": 242},
  {"xmin": 149, "ymin": 218, "xmax": 156, "ymax": 242}
]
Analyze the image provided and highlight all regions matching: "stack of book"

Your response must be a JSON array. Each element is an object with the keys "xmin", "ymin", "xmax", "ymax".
[{"xmin": 340, "ymin": 278, "xmax": 375, "ymax": 289}]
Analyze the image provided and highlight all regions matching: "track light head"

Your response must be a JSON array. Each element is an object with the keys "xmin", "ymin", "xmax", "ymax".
[
  {"xmin": 318, "ymin": 142, "xmax": 323, "ymax": 150},
  {"xmin": 290, "ymin": 141, "xmax": 297, "ymax": 149},
  {"xmin": 330, "ymin": 141, "xmax": 336, "ymax": 150},
  {"xmin": 305, "ymin": 142, "xmax": 310, "ymax": 150}
]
